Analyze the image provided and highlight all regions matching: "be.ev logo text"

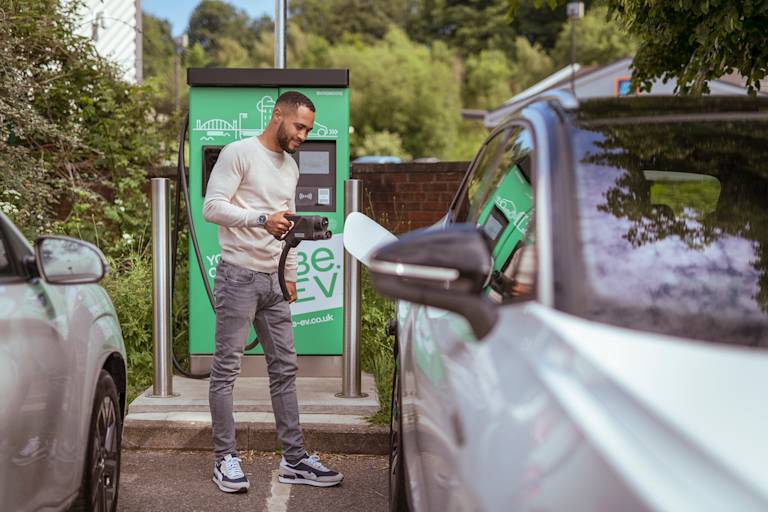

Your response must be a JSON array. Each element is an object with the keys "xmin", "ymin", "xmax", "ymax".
[
  {"xmin": 203, "ymin": 235, "xmax": 344, "ymax": 316},
  {"xmin": 295, "ymin": 246, "xmax": 338, "ymax": 302},
  {"xmin": 292, "ymin": 236, "xmax": 344, "ymax": 315}
]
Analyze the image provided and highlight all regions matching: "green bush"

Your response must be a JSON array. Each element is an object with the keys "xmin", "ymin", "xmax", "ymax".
[
  {"xmin": 102, "ymin": 250, "xmax": 154, "ymax": 402},
  {"xmin": 101, "ymin": 229, "xmax": 190, "ymax": 403},
  {"xmin": 360, "ymin": 269, "xmax": 396, "ymax": 425}
]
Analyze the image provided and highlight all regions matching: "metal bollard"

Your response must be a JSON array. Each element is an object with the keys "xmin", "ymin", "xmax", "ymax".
[
  {"xmin": 338, "ymin": 179, "xmax": 367, "ymax": 398},
  {"xmin": 150, "ymin": 178, "xmax": 174, "ymax": 397}
]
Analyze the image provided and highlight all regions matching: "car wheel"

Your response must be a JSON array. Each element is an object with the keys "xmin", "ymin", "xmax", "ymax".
[
  {"xmin": 389, "ymin": 354, "xmax": 410, "ymax": 512},
  {"xmin": 69, "ymin": 370, "xmax": 122, "ymax": 512}
]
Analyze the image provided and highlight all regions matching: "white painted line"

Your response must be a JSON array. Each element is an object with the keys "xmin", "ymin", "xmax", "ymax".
[{"xmin": 264, "ymin": 469, "xmax": 291, "ymax": 512}]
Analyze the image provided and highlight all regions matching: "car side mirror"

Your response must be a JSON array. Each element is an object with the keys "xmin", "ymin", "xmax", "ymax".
[
  {"xmin": 368, "ymin": 224, "xmax": 498, "ymax": 339},
  {"xmin": 35, "ymin": 236, "xmax": 108, "ymax": 285}
]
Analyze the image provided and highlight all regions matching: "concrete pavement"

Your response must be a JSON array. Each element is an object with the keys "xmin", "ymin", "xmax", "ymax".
[
  {"xmin": 123, "ymin": 375, "xmax": 388, "ymax": 455},
  {"xmin": 118, "ymin": 450, "xmax": 388, "ymax": 512}
]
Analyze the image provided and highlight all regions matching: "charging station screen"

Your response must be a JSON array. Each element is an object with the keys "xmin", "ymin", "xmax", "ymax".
[
  {"xmin": 292, "ymin": 141, "xmax": 336, "ymax": 212},
  {"xmin": 482, "ymin": 206, "xmax": 508, "ymax": 247},
  {"xmin": 299, "ymin": 151, "xmax": 330, "ymax": 174}
]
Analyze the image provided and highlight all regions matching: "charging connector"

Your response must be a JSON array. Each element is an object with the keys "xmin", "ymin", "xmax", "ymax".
[{"xmin": 277, "ymin": 215, "xmax": 332, "ymax": 300}]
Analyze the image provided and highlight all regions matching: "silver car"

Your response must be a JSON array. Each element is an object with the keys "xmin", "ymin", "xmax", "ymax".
[
  {"xmin": 347, "ymin": 93, "xmax": 768, "ymax": 511},
  {"xmin": 0, "ymin": 212, "xmax": 127, "ymax": 511}
]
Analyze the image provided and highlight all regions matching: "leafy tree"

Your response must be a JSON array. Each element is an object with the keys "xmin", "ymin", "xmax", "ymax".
[
  {"xmin": 184, "ymin": 42, "xmax": 210, "ymax": 68},
  {"xmin": 249, "ymin": 23, "xmax": 333, "ymax": 68},
  {"xmin": 0, "ymin": 0, "xmax": 162, "ymax": 248},
  {"xmin": 464, "ymin": 50, "xmax": 513, "ymax": 109},
  {"xmin": 142, "ymin": 14, "xmax": 176, "ymax": 114},
  {"xmin": 249, "ymin": 28, "xmax": 275, "ymax": 67},
  {"xmin": 290, "ymin": 0, "xmax": 412, "ymax": 42},
  {"xmin": 141, "ymin": 0, "xmax": 498, "ymax": 160},
  {"xmin": 142, "ymin": 14, "xmax": 175, "ymax": 78},
  {"xmin": 509, "ymin": 0, "xmax": 593, "ymax": 50},
  {"xmin": 550, "ymin": 5, "xmax": 637, "ymax": 68},
  {"xmin": 409, "ymin": 0, "xmax": 517, "ymax": 56},
  {"xmin": 289, "ymin": 0, "xmax": 592, "ymax": 57},
  {"xmin": 514, "ymin": 0, "xmax": 767, "ymax": 94},
  {"xmin": 444, "ymin": 120, "xmax": 492, "ymax": 161},
  {"xmin": 209, "ymin": 37, "xmax": 252, "ymax": 67},
  {"xmin": 509, "ymin": 36, "xmax": 555, "ymax": 92},
  {"xmin": 251, "ymin": 14, "xmax": 273, "ymax": 37},
  {"xmin": 357, "ymin": 131, "xmax": 411, "ymax": 160},
  {"xmin": 612, "ymin": 0, "xmax": 767, "ymax": 93},
  {"xmin": 327, "ymin": 29, "xmax": 463, "ymax": 159},
  {"xmin": 287, "ymin": 25, "xmax": 334, "ymax": 68},
  {"xmin": 188, "ymin": 0, "xmax": 257, "ymax": 55}
]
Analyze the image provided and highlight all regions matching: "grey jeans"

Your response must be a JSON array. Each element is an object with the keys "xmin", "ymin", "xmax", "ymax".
[{"xmin": 209, "ymin": 260, "xmax": 305, "ymax": 463}]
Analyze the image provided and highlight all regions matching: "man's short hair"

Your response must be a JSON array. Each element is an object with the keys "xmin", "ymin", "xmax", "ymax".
[{"xmin": 276, "ymin": 91, "xmax": 315, "ymax": 113}]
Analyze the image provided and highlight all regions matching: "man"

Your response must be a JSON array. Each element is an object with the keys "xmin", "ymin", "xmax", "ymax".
[{"xmin": 203, "ymin": 91, "xmax": 343, "ymax": 493}]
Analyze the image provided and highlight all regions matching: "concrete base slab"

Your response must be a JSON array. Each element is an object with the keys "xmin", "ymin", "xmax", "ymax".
[
  {"xmin": 191, "ymin": 355, "xmax": 345, "ymax": 377},
  {"xmin": 124, "ymin": 374, "xmax": 386, "ymax": 454},
  {"xmin": 129, "ymin": 374, "xmax": 379, "ymax": 415},
  {"xmin": 123, "ymin": 413, "xmax": 388, "ymax": 455}
]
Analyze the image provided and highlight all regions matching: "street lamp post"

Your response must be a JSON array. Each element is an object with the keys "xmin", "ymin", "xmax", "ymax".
[
  {"xmin": 275, "ymin": 0, "xmax": 287, "ymax": 68},
  {"xmin": 567, "ymin": 2, "xmax": 584, "ymax": 94}
]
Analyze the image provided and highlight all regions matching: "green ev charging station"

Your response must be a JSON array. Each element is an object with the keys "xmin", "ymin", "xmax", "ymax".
[{"xmin": 186, "ymin": 68, "xmax": 350, "ymax": 376}]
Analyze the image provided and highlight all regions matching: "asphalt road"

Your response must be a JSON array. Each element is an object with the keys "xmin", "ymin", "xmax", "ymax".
[{"xmin": 118, "ymin": 450, "xmax": 388, "ymax": 512}]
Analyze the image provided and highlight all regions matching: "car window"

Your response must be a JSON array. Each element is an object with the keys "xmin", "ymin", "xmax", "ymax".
[
  {"xmin": 571, "ymin": 116, "xmax": 768, "ymax": 346},
  {"xmin": 470, "ymin": 127, "xmax": 533, "ymax": 225},
  {"xmin": 459, "ymin": 125, "xmax": 536, "ymax": 302},
  {"xmin": 0, "ymin": 215, "xmax": 33, "ymax": 279},
  {"xmin": 453, "ymin": 127, "xmax": 512, "ymax": 223},
  {"xmin": 0, "ymin": 230, "xmax": 13, "ymax": 276},
  {"xmin": 491, "ymin": 228, "xmax": 537, "ymax": 302}
]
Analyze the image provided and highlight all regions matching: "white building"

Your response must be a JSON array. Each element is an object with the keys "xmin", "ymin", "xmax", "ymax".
[
  {"xmin": 73, "ymin": 0, "xmax": 143, "ymax": 84},
  {"xmin": 485, "ymin": 57, "xmax": 765, "ymax": 128}
]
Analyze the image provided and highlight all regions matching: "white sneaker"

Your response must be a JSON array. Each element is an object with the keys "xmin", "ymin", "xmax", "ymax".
[
  {"xmin": 278, "ymin": 453, "xmax": 344, "ymax": 487},
  {"xmin": 212, "ymin": 454, "xmax": 250, "ymax": 493}
]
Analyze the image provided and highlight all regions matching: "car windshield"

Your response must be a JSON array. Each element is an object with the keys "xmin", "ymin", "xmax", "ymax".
[{"xmin": 572, "ymin": 113, "xmax": 768, "ymax": 346}]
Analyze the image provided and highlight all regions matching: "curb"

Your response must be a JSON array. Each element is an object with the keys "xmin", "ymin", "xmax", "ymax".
[{"xmin": 123, "ymin": 419, "xmax": 389, "ymax": 455}]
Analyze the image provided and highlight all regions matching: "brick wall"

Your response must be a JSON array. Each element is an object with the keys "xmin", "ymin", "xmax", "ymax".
[
  {"xmin": 351, "ymin": 161, "xmax": 469, "ymax": 234},
  {"xmin": 149, "ymin": 161, "xmax": 471, "ymax": 235}
]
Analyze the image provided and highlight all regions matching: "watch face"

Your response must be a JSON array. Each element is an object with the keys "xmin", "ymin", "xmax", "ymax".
[{"xmin": 258, "ymin": 214, "xmax": 268, "ymax": 225}]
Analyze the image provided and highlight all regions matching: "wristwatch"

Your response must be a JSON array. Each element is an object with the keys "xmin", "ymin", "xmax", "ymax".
[{"xmin": 255, "ymin": 213, "xmax": 268, "ymax": 227}]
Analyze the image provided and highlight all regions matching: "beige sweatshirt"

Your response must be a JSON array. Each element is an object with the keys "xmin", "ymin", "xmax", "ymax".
[{"xmin": 202, "ymin": 136, "xmax": 298, "ymax": 281}]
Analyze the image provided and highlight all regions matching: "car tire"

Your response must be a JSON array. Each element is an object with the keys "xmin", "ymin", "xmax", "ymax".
[
  {"xmin": 69, "ymin": 370, "xmax": 122, "ymax": 512},
  {"xmin": 389, "ymin": 353, "xmax": 410, "ymax": 512}
]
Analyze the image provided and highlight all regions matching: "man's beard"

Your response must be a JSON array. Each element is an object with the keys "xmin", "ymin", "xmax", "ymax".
[{"xmin": 276, "ymin": 122, "xmax": 294, "ymax": 153}]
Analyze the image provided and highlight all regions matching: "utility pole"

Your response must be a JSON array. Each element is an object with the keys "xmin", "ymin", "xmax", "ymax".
[
  {"xmin": 567, "ymin": 2, "xmax": 584, "ymax": 94},
  {"xmin": 275, "ymin": 0, "xmax": 287, "ymax": 68}
]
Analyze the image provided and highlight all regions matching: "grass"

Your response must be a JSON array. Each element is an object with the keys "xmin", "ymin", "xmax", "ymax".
[
  {"xmin": 103, "ymin": 244, "xmax": 190, "ymax": 403},
  {"xmin": 101, "ymin": 249, "xmax": 153, "ymax": 402},
  {"xmin": 359, "ymin": 269, "xmax": 396, "ymax": 425}
]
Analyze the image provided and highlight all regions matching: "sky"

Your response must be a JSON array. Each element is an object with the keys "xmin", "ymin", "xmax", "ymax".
[{"xmin": 142, "ymin": 0, "xmax": 274, "ymax": 36}]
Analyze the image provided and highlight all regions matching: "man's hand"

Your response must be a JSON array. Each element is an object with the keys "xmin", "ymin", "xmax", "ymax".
[
  {"xmin": 286, "ymin": 281, "xmax": 298, "ymax": 303},
  {"xmin": 265, "ymin": 210, "xmax": 294, "ymax": 239}
]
